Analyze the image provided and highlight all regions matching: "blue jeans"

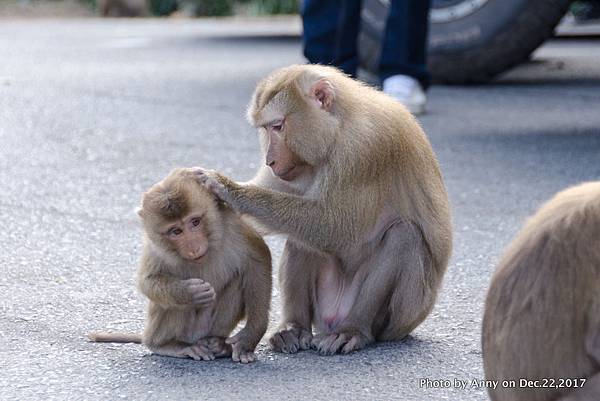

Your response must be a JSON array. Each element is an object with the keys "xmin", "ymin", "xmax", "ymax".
[{"xmin": 301, "ymin": 0, "xmax": 431, "ymax": 89}]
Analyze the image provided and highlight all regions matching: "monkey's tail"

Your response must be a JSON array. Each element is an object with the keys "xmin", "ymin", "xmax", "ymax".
[{"xmin": 87, "ymin": 332, "xmax": 142, "ymax": 344}]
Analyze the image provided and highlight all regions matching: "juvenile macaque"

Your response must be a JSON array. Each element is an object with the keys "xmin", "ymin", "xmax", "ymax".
[
  {"xmin": 89, "ymin": 168, "xmax": 272, "ymax": 363},
  {"xmin": 483, "ymin": 182, "xmax": 600, "ymax": 401},
  {"xmin": 196, "ymin": 64, "xmax": 452, "ymax": 355}
]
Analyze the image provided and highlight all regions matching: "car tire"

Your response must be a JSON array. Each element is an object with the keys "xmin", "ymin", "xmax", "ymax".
[{"xmin": 359, "ymin": 0, "xmax": 572, "ymax": 84}]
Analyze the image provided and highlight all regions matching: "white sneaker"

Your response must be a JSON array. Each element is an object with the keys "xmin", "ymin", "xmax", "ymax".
[{"xmin": 382, "ymin": 74, "xmax": 427, "ymax": 115}]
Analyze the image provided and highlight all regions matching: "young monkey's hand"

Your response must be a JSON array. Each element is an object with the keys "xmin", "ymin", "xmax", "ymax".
[{"xmin": 182, "ymin": 278, "xmax": 215, "ymax": 307}]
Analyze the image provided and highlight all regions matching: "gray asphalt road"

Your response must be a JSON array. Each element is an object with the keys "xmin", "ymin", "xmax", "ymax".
[{"xmin": 1, "ymin": 19, "xmax": 599, "ymax": 401}]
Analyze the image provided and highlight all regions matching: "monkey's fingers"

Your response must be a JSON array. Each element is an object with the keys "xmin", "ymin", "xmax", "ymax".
[
  {"xmin": 189, "ymin": 283, "xmax": 215, "ymax": 304},
  {"xmin": 298, "ymin": 329, "xmax": 313, "ymax": 350},
  {"xmin": 231, "ymin": 343, "xmax": 256, "ymax": 364},
  {"xmin": 328, "ymin": 333, "xmax": 352, "ymax": 355},
  {"xmin": 203, "ymin": 177, "xmax": 229, "ymax": 203},
  {"xmin": 190, "ymin": 344, "xmax": 215, "ymax": 361},
  {"xmin": 341, "ymin": 333, "xmax": 369, "ymax": 354},
  {"xmin": 238, "ymin": 351, "xmax": 256, "ymax": 364},
  {"xmin": 202, "ymin": 337, "xmax": 232, "ymax": 357},
  {"xmin": 191, "ymin": 291, "xmax": 216, "ymax": 306},
  {"xmin": 182, "ymin": 278, "xmax": 205, "ymax": 286},
  {"xmin": 312, "ymin": 332, "xmax": 368, "ymax": 355},
  {"xmin": 188, "ymin": 282, "xmax": 213, "ymax": 294},
  {"xmin": 269, "ymin": 330, "xmax": 300, "ymax": 354},
  {"xmin": 177, "ymin": 346, "xmax": 202, "ymax": 361},
  {"xmin": 313, "ymin": 333, "xmax": 347, "ymax": 356},
  {"xmin": 190, "ymin": 167, "xmax": 219, "ymax": 185}
]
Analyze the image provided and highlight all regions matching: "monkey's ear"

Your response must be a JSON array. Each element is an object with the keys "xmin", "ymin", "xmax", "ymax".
[
  {"xmin": 136, "ymin": 207, "xmax": 145, "ymax": 219},
  {"xmin": 309, "ymin": 78, "xmax": 335, "ymax": 111}
]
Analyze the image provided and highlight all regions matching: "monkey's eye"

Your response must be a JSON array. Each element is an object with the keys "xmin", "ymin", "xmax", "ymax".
[
  {"xmin": 191, "ymin": 218, "xmax": 201, "ymax": 227},
  {"xmin": 168, "ymin": 228, "xmax": 183, "ymax": 237},
  {"xmin": 271, "ymin": 119, "xmax": 284, "ymax": 132}
]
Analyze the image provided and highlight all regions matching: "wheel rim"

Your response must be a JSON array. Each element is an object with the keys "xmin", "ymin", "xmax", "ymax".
[{"xmin": 431, "ymin": 0, "xmax": 491, "ymax": 23}]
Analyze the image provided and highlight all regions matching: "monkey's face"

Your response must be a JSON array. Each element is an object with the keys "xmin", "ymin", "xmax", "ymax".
[
  {"xmin": 139, "ymin": 168, "xmax": 223, "ymax": 264},
  {"xmin": 249, "ymin": 69, "xmax": 341, "ymax": 181},
  {"xmin": 261, "ymin": 117, "xmax": 307, "ymax": 181},
  {"xmin": 159, "ymin": 211, "xmax": 210, "ymax": 263}
]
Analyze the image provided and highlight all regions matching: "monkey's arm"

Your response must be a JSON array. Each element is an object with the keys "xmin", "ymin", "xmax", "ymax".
[
  {"xmin": 200, "ymin": 171, "xmax": 357, "ymax": 251},
  {"xmin": 240, "ymin": 215, "xmax": 276, "ymax": 237},
  {"xmin": 244, "ymin": 165, "xmax": 296, "ymax": 194},
  {"xmin": 138, "ymin": 268, "xmax": 214, "ymax": 309},
  {"xmin": 137, "ymin": 250, "xmax": 216, "ymax": 308},
  {"xmin": 239, "ymin": 166, "xmax": 298, "ymax": 236},
  {"xmin": 138, "ymin": 273, "xmax": 190, "ymax": 307}
]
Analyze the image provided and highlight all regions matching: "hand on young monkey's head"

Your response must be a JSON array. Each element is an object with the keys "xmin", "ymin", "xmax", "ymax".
[{"xmin": 190, "ymin": 167, "xmax": 233, "ymax": 204}]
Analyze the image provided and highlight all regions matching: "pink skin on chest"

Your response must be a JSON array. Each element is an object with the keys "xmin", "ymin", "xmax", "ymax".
[
  {"xmin": 316, "ymin": 256, "xmax": 362, "ymax": 332},
  {"xmin": 315, "ymin": 209, "xmax": 400, "ymax": 332}
]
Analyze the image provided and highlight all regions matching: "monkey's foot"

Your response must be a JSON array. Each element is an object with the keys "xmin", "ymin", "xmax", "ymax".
[
  {"xmin": 224, "ymin": 330, "xmax": 259, "ymax": 363},
  {"xmin": 269, "ymin": 326, "xmax": 313, "ymax": 354},
  {"xmin": 176, "ymin": 344, "xmax": 215, "ymax": 361},
  {"xmin": 312, "ymin": 331, "xmax": 370, "ymax": 355},
  {"xmin": 233, "ymin": 349, "xmax": 256, "ymax": 364},
  {"xmin": 197, "ymin": 337, "xmax": 231, "ymax": 358}
]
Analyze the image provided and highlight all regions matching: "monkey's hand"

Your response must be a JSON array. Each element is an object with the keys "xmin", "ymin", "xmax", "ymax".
[
  {"xmin": 191, "ymin": 167, "xmax": 239, "ymax": 205},
  {"xmin": 225, "ymin": 330, "xmax": 257, "ymax": 364},
  {"xmin": 182, "ymin": 278, "xmax": 216, "ymax": 307}
]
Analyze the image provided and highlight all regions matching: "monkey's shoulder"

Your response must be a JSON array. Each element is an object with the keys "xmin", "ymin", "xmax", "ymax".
[{"xmin": 220, "ymin": 211, "xmax": 271, "ymax": 265}]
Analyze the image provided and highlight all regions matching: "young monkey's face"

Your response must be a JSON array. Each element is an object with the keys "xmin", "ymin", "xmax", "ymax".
[{"xmin": 160, "ymin": 210, "xmax": 209, "ymax": 263}]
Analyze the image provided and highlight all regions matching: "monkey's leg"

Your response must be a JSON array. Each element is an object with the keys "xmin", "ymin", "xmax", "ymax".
[
  {"xmin": 228, "ymin": 248, "xmax": 271, "ymax": 364},
  {"xmin": 144, "ymin": 307, "xmax": 216, "ymax": 361},
  {"xmin": 202, "ymin": 282, "xmax": 244, "ymax": 359},
  {"xmin": 313, "ymin": 220, "xmax": 438, "ymax": 355},
  {"xmin": 374, "ymin": 221, "xmax": 438, "ymax": 342},
  {"xmin": 269, "ymin": 240, "xmax": 318, "ymax": 354}
]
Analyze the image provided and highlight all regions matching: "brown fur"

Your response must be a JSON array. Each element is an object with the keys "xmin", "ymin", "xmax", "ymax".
[
  {"xmin": 482, "ymin": 181, "xmax": 600, "ymax": 401},
  {"xmin": 89, "ymin": 168, "xmax": 272, "ymax": 363},
  {"xmin": 198, "ymin": 65, "xmax": 452, "ymax": 355}
]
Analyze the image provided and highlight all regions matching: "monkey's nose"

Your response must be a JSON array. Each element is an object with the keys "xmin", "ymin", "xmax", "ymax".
[{"xmin": 267, "ymin": 159, "xmax": 275, "ymax": 167}]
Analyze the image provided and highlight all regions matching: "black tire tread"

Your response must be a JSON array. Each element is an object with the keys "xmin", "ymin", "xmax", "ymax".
[{"xmin": 430, "ymin": 0, "xmax": 571, "ymax": 84}]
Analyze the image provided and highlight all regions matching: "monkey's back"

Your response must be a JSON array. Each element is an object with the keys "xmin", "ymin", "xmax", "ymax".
[
  {"xmin": 482, "ymin": 181, "xmax": 600, "ymax": 401},
  {"xmin": 335, "ymin": 68, "xmax": 453, "ymax": 275}
]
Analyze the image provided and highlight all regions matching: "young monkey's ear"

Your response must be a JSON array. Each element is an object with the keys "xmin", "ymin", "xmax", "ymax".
[
  {"xmin": 309, "ymin": 78, "xmax": 335, "ymax": 112},
  {"xmin": 136, "ymin": 207, "xmax": 145, "ymax": 218}
]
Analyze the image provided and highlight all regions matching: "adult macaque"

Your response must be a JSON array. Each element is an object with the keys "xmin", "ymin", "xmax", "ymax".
[
  {"xmin": 483, "ymin": 182, "xmax": 600, "ymax": 401},
  {"xmin": 89, "ymin": 168, "xmax": 272, "ymax": 363},
  {"xmin": 196, "ymin": 64, "xmax": 452, "ymax": 355}
]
